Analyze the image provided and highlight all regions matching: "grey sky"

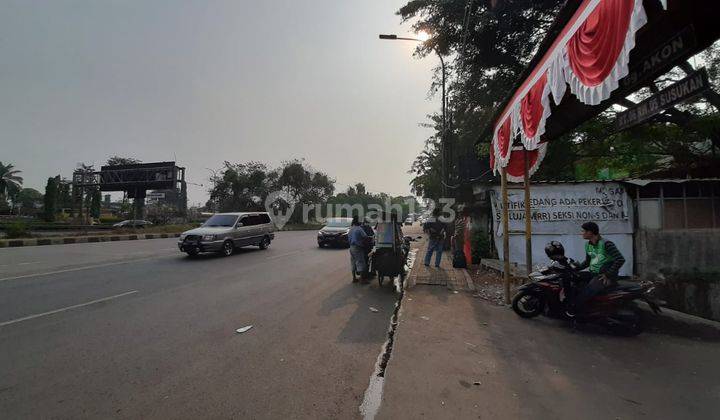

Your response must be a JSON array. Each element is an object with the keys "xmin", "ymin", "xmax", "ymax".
[{"xmin": 1, "ymin": 0, "xmax": 438, "ymax": 205}]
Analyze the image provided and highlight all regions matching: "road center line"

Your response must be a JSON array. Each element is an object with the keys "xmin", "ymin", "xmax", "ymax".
[
  {"xmin": 0, "ymin": 255, "xmax": 173, "ymax": 283},
  {"xmin": 0, "ymin": 290, "xmax": 138, "ymax": 327},
  {"xmin": 265, "ymin": 250, "xmax": 304, "ymax": 260}
]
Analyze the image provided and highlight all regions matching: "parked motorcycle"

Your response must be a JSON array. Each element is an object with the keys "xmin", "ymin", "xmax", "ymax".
[{"xmin": 511, "ymin": 247, "xmax": 662, "ymax": 336}]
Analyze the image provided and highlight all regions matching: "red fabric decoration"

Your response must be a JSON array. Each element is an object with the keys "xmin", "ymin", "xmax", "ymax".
[
  {"xmin": 520, "ymin": 73, "xmax": 547, "ymax": 138},
  {"xmin": 463, "ymin": 216, "xmax": 472, "ymax": 267},
  {"xmin": 489, "ymin": 142, "xmax": 495, "ymax": 170},
  {"xmin": 566, "ymin": 0, "xmax": 634, "ymax": 87},
  {"xmin": 496, "ymin": 117, "xmax": 512, "ymax": 161},
  {"xmin": 505, "ymin": 147, "xmax": 542, "ymax": 182}
]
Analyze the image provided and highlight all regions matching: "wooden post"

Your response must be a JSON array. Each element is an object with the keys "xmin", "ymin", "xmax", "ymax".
[
  {"xmin": 501, "ymin": 167, "xmax": 511, "ymax": 305},
  {"xmin": 523, "ymin": 149, "xmax": 533, "ymax": 274}
]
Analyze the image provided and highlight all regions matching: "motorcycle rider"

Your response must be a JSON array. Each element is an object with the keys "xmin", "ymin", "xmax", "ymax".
[{"xmin": 570, "ymin": 221, "xmax": 626, "ymax": 315}]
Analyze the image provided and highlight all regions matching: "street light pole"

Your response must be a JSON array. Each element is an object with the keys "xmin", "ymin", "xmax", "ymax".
[{"xmin": 379, "ymin": 34, "xmax": 448, "ymax": 197}]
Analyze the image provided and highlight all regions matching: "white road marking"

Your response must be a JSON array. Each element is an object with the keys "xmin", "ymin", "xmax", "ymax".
[
  {"xmin": 0, "ymin": 255, "xmax": 173, "ymax": 283},
  {"xmin": 0, "ymin": 290, "xmax": 138, "ymax": 327},
  {"xmin": 265, "ymin": 250, "xmax": 304, "ymax": 260},
  {"xmin": 18, "ymin": 261, "xmax": 40, "ymax": 266}
]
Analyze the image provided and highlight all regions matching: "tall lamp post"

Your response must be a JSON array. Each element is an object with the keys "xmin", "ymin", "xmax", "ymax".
[{"xmin": 379, "ymin": 33, "xmax": 448, "ymax": 197}]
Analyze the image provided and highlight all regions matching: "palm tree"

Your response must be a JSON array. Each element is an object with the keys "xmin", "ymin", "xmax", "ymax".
[{"xmin": 0, "ymin": 162, "xmax": 23, "ymax": 201}]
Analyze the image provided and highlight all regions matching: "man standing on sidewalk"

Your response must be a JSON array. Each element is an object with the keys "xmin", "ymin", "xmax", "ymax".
[{"xmin": 423, "ymin": 209, "xmax": 446, "ymax": 268}]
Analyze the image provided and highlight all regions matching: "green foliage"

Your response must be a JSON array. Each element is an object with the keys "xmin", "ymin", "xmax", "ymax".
[
  {"xmin": 208, "ymin": 160, "xmax": 335, "ymax": 223},
  {"xmin": 399, "ymin": 1, "xmax": 563, "ymax": 192},
  {"xmin": 399, "ymin": 2, "xmax": 720, "ymax": 183},
  {"xmin": 208, "ymin": 160, "xmax": 418, "ymax": 223},
  {"xmin": 106, "ymin": 156, "xmax": 142, "ymax": 166},
  {"xmin": 44, "ymin": 177, "xmax": 58, "ymax": 222},
  {"xmin": 5, "ymin": 221, "xmax": 29, "ymax": 239},
  {"xmin": 0, "ymin": 161, "xmax": 24, "ymax": 204},
  {"xmin": 90, "ymin": 190, "xmax": 101, "ymax": 218},
  {"xmin": 12, "ymin": 187, "xmax": 43, "ymax": 216},
  {"xmin": 326, "ymin": 186, "xmax": 419, "ymax": 221},
  {"xmin": 409, "ymin": 132, "xmax": 444, "ymax": 200},
  {"xmin": 471, "ymin": 229, "xmax": 493, "ymax": 263}
]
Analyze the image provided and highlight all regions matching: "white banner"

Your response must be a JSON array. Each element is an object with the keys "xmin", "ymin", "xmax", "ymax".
[
  {"xmin": 490, "ymin": 183, "xmax": 632, "ymax": 235},
  {"xmin": 489, "ymin": 182, "xmax": 634, "ymax": 275}
]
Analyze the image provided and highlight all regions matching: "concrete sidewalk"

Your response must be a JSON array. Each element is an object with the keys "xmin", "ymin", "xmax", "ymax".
[
  {"xmin": 408, "ymin": 235, "xmax": 474, "ymax": 292},
  {"xmin": 377, "ymin": 286, "xmax": 720, "ymax": 419}
]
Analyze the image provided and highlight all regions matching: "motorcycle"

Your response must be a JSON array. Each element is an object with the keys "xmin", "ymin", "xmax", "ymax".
[{"xmin": 511, "ymin": 250, "xmax": 662, "ymax": 336}]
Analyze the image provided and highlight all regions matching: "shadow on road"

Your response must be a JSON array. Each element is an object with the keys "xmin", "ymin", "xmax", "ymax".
[
  {"xmin": 318, "ymin": 273, "xmax": 398, "ymax": 344},
  {"xmin": 175, "ymin": 247, "xmax": 265, "ymax": 261}
]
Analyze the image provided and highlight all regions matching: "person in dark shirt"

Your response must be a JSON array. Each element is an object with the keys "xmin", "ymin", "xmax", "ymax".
[
  {"xmin": 422, "ymin": 209, "xmax": 446, "ymax": 268},
  {"xmin": 571, "ymin": 221, "xmax": 626, "ymax": 315}
]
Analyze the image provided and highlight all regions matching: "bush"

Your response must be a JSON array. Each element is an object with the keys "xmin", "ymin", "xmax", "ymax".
[
  {"xmin": 99, "ymin": 216, "xmax": 121, "ymax": 224},
  {"xmin": 471, "ymin": 229, "xmax": 493, "ymax": 264},
  {"xmin": 5, "ymin": 221, "xmax": 30, "ymax": 239}
]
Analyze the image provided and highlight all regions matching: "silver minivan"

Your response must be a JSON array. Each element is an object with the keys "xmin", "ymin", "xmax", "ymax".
[{"xmin": 178, "ymin": 212, "xmax": 275, "ymax": 257}]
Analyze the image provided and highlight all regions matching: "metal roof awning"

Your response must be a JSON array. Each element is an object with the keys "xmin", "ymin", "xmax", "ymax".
[{"xmin": 482, "ymin": 0, "xmax": 720, "ymax": 179}]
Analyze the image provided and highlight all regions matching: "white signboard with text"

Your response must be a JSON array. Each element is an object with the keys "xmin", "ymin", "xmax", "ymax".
[{"xmin": 489, "ymin": 183, "xmax": 634, "ymax": 276}]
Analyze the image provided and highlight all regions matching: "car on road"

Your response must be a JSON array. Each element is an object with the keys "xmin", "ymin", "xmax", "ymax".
[
  {"xmin": 317, "ymin": 217, "xmax": 353, "ymax": 248},
  {"xmin": 113, "ymin": 220, "xmax": 153, "ymax": 228},
  {"xmin": 403, "ymin": 217, "xmax": 413, "ymax": 226},
  {"xmin": 178, "ymin": 212, "xmax": 275, "ymax": 257}
]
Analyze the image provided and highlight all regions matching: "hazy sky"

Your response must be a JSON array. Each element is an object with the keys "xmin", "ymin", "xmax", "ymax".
[{"xmin": 1, "ymin": 0, "xmax": 438, "ymax": 205}]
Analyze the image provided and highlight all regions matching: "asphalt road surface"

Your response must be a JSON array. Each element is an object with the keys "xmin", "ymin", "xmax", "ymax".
[
  {"xmin": 4, "ymin": 229, "xmax": 719, "ymax": 420},
  {"xmin": 0, "ymin": 231, "xmax": 399, "ymax": 419}
]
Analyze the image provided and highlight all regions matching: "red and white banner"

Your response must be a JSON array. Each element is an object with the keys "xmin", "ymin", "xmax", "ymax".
[
  {"xmin": 504, "ymin": 143, "xmax": 547, "ymax": 183},
  {"xmin": 490, "ymin": 0, "xmax": 665, "ymax": 175}
]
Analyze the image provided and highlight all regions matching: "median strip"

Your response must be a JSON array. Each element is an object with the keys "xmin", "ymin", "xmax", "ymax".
[{"xmin": 0, "ymin": 233, "xmax": 182, "ymax": 248}]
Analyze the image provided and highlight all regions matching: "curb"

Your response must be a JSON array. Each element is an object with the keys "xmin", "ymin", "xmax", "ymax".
[
  {"xmin": 405, "ymin": 237, "xmax": 428, "ymax": 289},
  {"xmin": 0, "ymin": 233, "xmax": 182, "ymax": 248},
  {"xmin": 460, "ymin": 268, "xmax": 476, "ymax": 292}
]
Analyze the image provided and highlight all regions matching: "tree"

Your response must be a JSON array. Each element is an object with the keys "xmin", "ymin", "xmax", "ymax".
[
  {"xmin": 13, "ymin": 188, "xmax": 43, "ymax": 215},
  {"xmin": 354, "ymin": 183, "xmax": 366, "ymax": 196},
  {"xmin": 90, "ymin": 189, "xmax": 101, "ymax": 219},
  {"xmin": 400, "ymin": 1, "xmax": 720, "ymax": 184},
  {"xmin": 106, "ymin": 156, "xmax": 142, "ymax": 166},
  {"xmin": 44, "ymin": 176, "xmax": 59, "ymax": 222},
  {"xmin": 397, "ymin": 1, "xmax": 562, "ymax": 196},
  {"xmin": 208, "ymin": 161, "xmax": 275, "ymax": 212},
  {"xmin": 56, "ymin": 179, "xmax": 74, "ymax": 216},
  {"xmin": 274, "ymin": 159, "xmax": 334, "ymax": 223},
  {"xmin": 398, "ymin": 1, "xmax": 563, "ymax": 178},
  {"xmin": 0, "ymin": 161, "xmax": 24, "ymax": 203}
]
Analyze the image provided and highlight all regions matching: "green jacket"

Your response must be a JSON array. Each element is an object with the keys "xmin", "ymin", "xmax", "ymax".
[{"xmin": 577, "ymin": 237, "xmax": 625, "ymax": 278}]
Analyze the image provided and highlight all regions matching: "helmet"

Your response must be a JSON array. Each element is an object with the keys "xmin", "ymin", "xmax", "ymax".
[{"xmin": 544, "ymin": 241, "xmax": 565, "ymax": 261}]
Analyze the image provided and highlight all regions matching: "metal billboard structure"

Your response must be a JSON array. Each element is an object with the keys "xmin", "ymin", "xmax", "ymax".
[{"xmin": 73, "ymin": 161, "xmax": 187, "ymax": 221}]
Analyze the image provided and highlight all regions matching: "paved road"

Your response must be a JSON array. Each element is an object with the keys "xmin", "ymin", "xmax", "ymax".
[{"xmin": 0, "ymin": 231, "xmax": 399, "ymax": 419}]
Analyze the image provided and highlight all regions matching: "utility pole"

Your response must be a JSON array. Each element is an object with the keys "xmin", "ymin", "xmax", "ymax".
[
  {"xmin": 501, "ymin": 167, "xmax": 511, "ymax": 305},
  {"xmin": 524, "ymin": 149, "xmax": 533, "ymax": 273},
  {"xmin": 378, "ymin": 33, "xmax": 448, "ymax": 197}
]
